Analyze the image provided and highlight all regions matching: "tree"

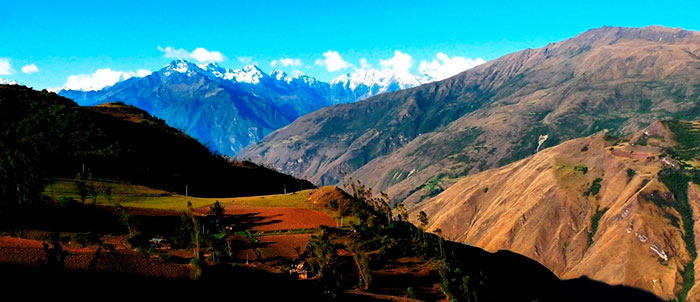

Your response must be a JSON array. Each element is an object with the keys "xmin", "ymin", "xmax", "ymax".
[
  {"xmin": 349, "ymin": 239, "xmax": 372, "ymax": 289},
  {"xmin": 209, "ymin": 200, "xmax": 224, "ymax": 220},
  {"xmin": 87, "ymin": 182, "xmax": 99, "ymax": 204},
  {"xmin": 118, "ymin": 205, "xmax": 138, "ymax": 239},
  {"xmin": 74, "ymin": 178, "xmax": 89, "ymax": 204},
  {"xmin": 186, "ymin": 201, "xmax": 204, "ymax": 279},
  {"xmin": 394, "ymin": 202, "xmax": 408, "ymax": 221},
  {"xmin": 305, "ymin": 230, "xmax": 336, "ymax": 280},
  {"xmin": 104, "ymin": 185, "xmax": 113, "ymax": 203},
  {"xmin": 343, "ymin": 178, "xmax": 392, "ymax": 225},
  {"xmin": 0, "ymin": 140, "xmax": 44, "ymax": 209},
  {"xmin": 418, "ymin": 211, "xmax": 429, "ymax": 230},
  {"xmin": 38, "ymin": 232, "xmax": 67, "ymax": 270},
  {"xmin": 187, "ymin": 201, "xmax": 202, "ymax": 260},
  {"xmin": 435, "ymin": 228, "xmax": 445, "ymax": 258}
]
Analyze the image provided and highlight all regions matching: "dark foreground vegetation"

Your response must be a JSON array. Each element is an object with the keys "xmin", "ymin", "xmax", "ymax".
[{"xmin": 0, "ymin": 84, "xmax": 312, "ymax": 203}]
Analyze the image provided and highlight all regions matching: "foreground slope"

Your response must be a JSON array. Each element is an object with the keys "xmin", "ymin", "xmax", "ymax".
[
  {"xmin": 0, "ymin": 84, "xmax": 312, "ymax": 198},
  {"xmin": 412, "ymin": 120, "xmax": 700, "ymax": 300},
  {"xmin": 240, "ymin": 26, "xmax": 700, "ymax": 205}
]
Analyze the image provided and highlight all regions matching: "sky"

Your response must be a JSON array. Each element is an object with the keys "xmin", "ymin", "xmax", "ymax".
[{"xmin": 1, "ymin": 0, "xmax": 699, "ymax": 90}]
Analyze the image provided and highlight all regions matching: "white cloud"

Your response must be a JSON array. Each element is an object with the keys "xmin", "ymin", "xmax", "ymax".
[
  {"xmin": 157, "ymin": 46, "xmax": 225, "ymax": 63},
  {"xmin": 0, "ymin": 59, "xmax": 13, "ymax": 75},
  {"xmin": 238, "ymin": 56, "xmax": 253, "ymax": 64},
  {"xmin": 271, "ymin": 58, "xmax": 302, "ymax": 67},
  {"xmin": 62, "ymin": 67, "xmax": 152, "ymax": 91},
  {"xmin": 419, "ymin": 53, "xmax": 486, "ymax": 81},
  {"xmin": 136, "ymin": 69, "xmax": 152, "ymax": 77},
  {"xmin": 190, "ymin": 47, "xmax": 224, "ymax": 63},
  {"xmin": 379, "ymin": 50, "xmax": 413, "ymax": 75},
  {"xmin": 21, "ymin": 64, "xmax": 39, "ymax": 74},
  {"xmin": 359, "ymin": 58, "xmax": 372, "ymax": 69},
  {"xmin": 315, "ymin": 50, "xmax": 352, "ymax": 72},
  {"xmin": 157, "ymin": 46, "xmax": 190, "ymax": 58}
]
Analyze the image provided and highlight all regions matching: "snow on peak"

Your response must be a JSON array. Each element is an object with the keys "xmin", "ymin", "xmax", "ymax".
[
  {"xmin": 170, "ymin": 59, "xmax": 191, "ymax": 73},
  {"xmin": 270, "ymin": 69, "xmax": 287, "ymax": 81},
  {"xmin": 232, "ymin": 65, "xmax": 267, "ymax": 84},
  {"xmin": 200, "ymin": 62, "xmax": 236, "ymax": 80},
  {"xmin": 331, "ymin": 68, "xmax": 427, "ymax": 94},
  {"xmin": 163, "ymin": 59, "xmax": 198, "ymax": 77},
  {"xmin": 0, "ymin": 78, "xmax": 18, "ymax": 85}
]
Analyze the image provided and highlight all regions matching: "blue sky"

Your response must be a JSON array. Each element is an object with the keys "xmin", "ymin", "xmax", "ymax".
[{"xmin": 1, "ymin": 0, "xmax": 699, "ymax": 90}]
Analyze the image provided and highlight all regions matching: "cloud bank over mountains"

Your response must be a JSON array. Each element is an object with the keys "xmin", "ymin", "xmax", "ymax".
[{"xmin": 39, "ymin": 46, "xmax": 485, "ymax": 92}]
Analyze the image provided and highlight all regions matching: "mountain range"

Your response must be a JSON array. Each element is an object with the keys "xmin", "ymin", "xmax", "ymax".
[
  {"xmin": 240, "ymin": 26, "xmax": 700, "ymax": 206},
  {"xmin": 58, "ymin": 60, "xmax": 429, "ymax": 155}
]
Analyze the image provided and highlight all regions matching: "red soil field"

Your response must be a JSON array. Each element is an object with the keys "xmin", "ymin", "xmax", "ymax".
[
  {"xmin": 0, "ymin": 236, "xmax": 191, "ymax": 279},
  {"xmin": 231, "ymin": 234, "xmax": 310, "ymax": 261},
  {"xmin": 221, "ymin": 205, "xmax": 337, "ymax": 231}
]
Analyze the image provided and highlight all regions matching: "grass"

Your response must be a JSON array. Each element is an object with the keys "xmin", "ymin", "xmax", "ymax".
[{"xmin": 45, "ymin": 178, "xmax": 317, "ymax": 211}]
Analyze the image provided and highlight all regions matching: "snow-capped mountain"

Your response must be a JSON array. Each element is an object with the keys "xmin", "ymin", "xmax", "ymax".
[
  {"xmin": 58, "ymin": 59, "xmax": 422, "ymax": 156},
  {"xmin": 330, "ymin": 68, "xmax": 428, "ymax": 99},
  {"xmin": 0, "ymin": 78, "xmax": 18, "ymax": 85}
]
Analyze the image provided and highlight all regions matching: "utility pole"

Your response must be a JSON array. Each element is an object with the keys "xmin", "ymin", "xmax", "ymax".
[
  {"xmin": 185, "ymin": 184, "xmax": 188, "ymax": 197},
  {"xmin": 284, "ymin": 184, "xmax": 286, "ymax": 194}
]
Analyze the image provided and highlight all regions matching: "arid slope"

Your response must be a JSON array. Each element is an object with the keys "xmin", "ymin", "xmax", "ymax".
[{"xmin": 412, "ymin": 121, "xmax": 700, "ymax": 300}]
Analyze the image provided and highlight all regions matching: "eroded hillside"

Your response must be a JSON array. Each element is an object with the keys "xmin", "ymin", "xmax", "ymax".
[{"xmin": 412, "ymin": 120, "xmax": 700, "ymax": 300}]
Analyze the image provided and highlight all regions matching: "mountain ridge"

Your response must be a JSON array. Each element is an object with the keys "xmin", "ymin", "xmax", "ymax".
[{"xmin": 239, "ymin": 25, "xmax": 700, "ymax": 206}]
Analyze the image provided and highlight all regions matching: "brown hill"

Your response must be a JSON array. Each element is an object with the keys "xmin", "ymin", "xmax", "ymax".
[
  {"xmin": 239, "ymin": 26, "xmax": 700, "ymax": 206},
  {"xmin": 411, "ymin": 120, "xmax": 700, "ymax": 300}
]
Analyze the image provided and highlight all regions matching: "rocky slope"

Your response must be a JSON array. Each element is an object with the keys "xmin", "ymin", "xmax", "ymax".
[
  {"xmin": 240, "ymin": 26, "xmax": 700, "ymax": 205},
  {"xmin": 411, "ymin": 120, "xmax": 700, "ymax": 300}
]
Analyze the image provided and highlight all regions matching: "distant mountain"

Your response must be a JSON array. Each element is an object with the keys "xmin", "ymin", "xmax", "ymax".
[
  {"xmin": 0, "ymin": 78, "xmax": 17, "ymax": 85},
  {"xmin": 239, "ymin": 26, "xmax": 700, "ymax": 206},
  {"xmin": 1, "ymin": 84, "xmax": 313, "ymax": 198},
  {"xmin": 59, "ymin": 60, "xmax": 426, "ymax": 155},
  {"xmin": 330, "ymin": 68, "xmax": 428, "ymax": 103}
]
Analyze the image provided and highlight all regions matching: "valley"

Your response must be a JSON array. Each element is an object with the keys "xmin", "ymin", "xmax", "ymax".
[
  {"xmin": 0, "ymin": 84, "xmax": 664, "ymax": 301},
  {"xmin": 3, "ymin": 17, "xmax": 700, "ymax": 301}
]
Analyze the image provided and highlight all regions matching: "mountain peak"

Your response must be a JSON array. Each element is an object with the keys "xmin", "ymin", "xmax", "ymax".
[
  {"xmin": 331, "ymin": 68, "xmax": 426, "ymax": 92},
  {"xmin": 270, "ymin": 69, "xmax": 287, "ymax": 80},
  {"xmin": 233, "ymin": 65, "xmax": 267, "ymax": 84},
  {"xmin": 164, "ymin": 59, "xmax": 197, "ymax": 75}
]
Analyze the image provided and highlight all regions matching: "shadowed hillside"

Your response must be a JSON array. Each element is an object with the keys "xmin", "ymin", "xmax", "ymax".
[{"xmin": 0, "ymin": 84, "xmax": 313, "ymax": 200}]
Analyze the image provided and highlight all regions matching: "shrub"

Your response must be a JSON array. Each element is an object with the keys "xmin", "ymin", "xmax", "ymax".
[
  {"xmin": 584, "ymin": 178, "xmax": 603, "ymax": 196},
  {"xmin": 574, "ymin": 165, "xmax": 588, "ymax": 174},
  {"xmin": 626, "ymin": 168, "xmax": 636, "ymax": 182}
]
